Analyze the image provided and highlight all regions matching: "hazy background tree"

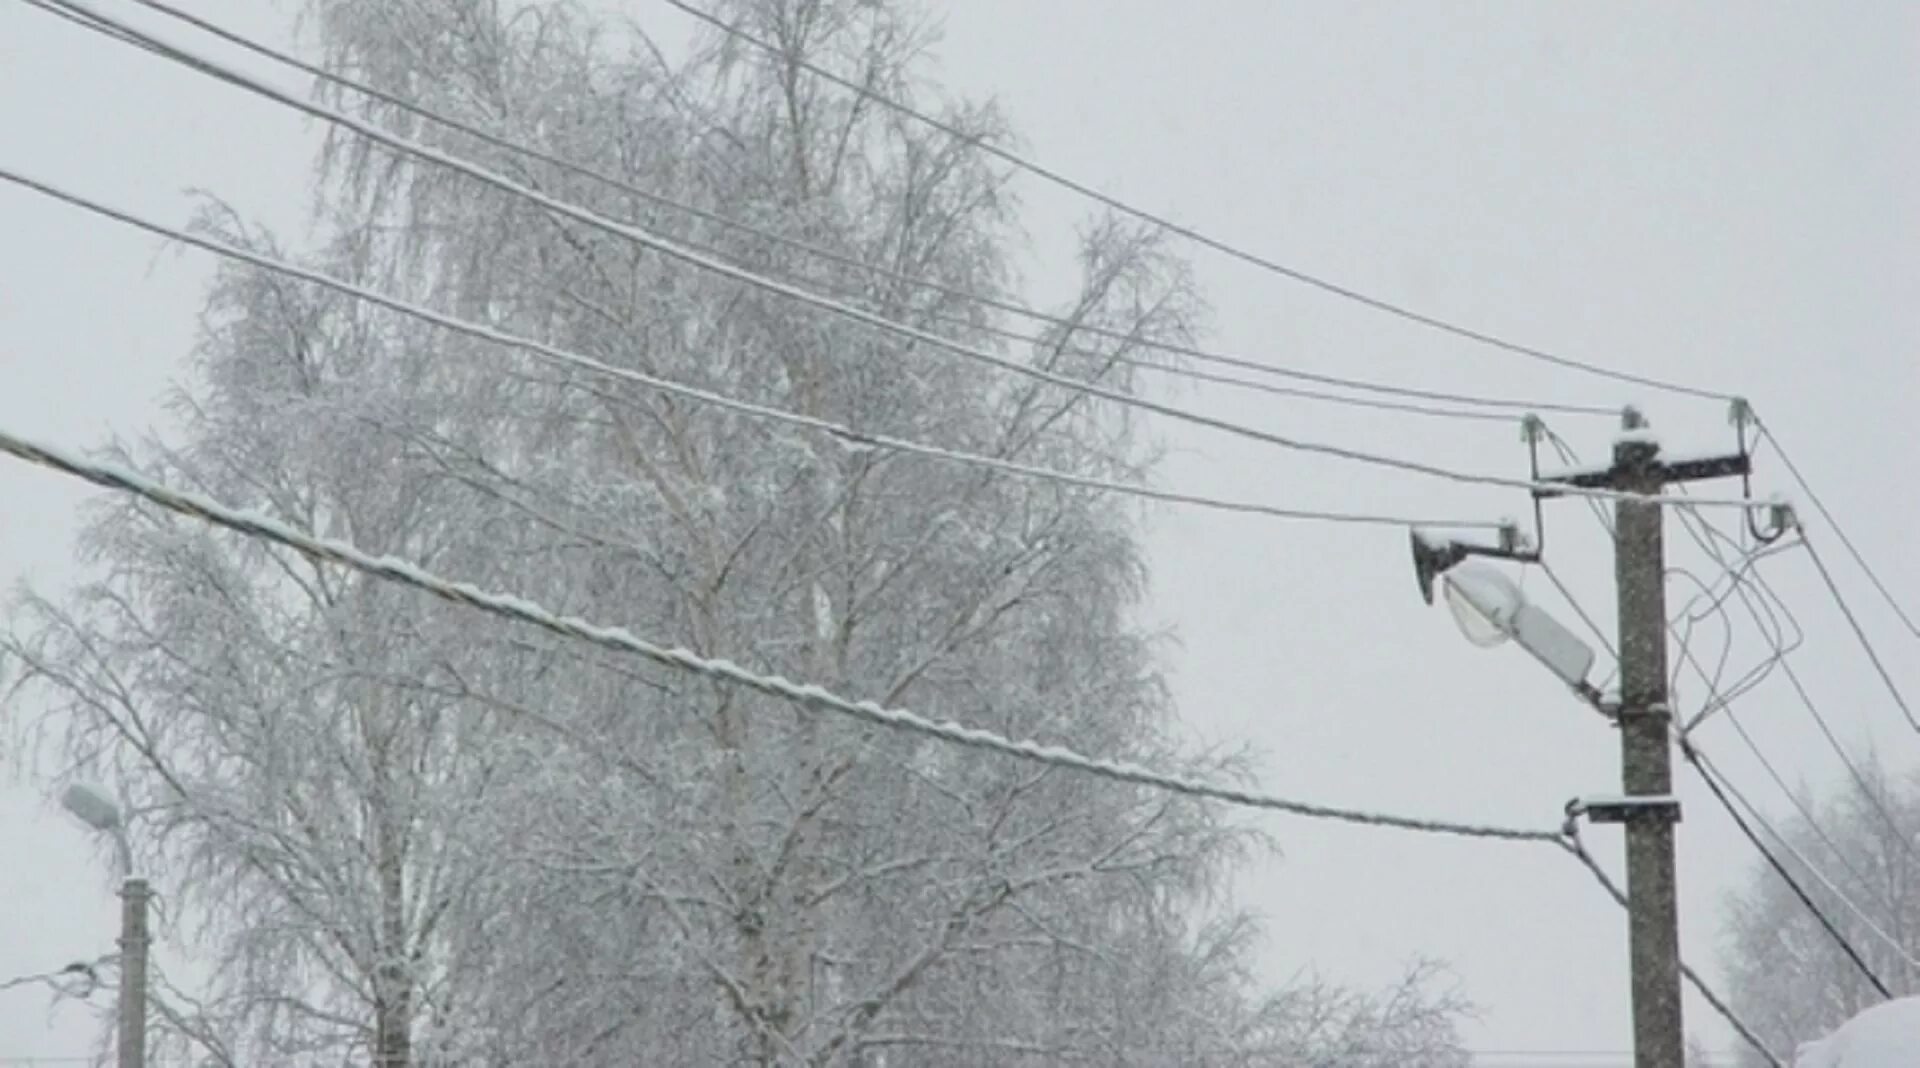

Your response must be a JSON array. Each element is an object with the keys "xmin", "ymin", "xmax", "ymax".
[
  {"xmin": 1719, "ymin": 758, "xmax": 1920, "ymax": 1066},
  {"xmin": 6, "ymin": 0, "xmax": 1473, "ymax": 1063}
]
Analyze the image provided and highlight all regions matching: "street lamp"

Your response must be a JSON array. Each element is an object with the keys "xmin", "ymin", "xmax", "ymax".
[
  {"xmin": 1409, "ymin": 528, "xmax": 1600, "ymax": 703},
  {"xmin": 60, "ymin": 782, "xmax": 146, "ymax": 1068}
]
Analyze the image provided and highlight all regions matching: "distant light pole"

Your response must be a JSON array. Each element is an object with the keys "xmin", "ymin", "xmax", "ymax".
[{"xmin": 61, "ymin": 782, "xmax": 146, "ymax": 1068}]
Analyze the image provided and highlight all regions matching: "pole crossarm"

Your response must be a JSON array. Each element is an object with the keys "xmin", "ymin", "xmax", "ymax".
[{"xmin": 1534, "ymin": 451, "xmax": 1751, "ymax": 498}]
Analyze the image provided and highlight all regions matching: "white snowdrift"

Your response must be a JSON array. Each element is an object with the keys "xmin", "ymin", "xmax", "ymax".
[{"xmin": 1796, "ymin": 996, "xmax": 1920, "ymax": 1067}]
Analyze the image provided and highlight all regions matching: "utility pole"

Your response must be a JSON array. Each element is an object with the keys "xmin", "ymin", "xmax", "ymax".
[
  {"xmin": 119, "ymin": 876, "xmax": 149, "ymax": 1068},
  {"xmin": 1611, "ymin": 428, "xmax": 1684, "ymax": 1068},
  {"xmin": 1537, "ymin": 411, "xmax": 1751, "ymax": 1068}
]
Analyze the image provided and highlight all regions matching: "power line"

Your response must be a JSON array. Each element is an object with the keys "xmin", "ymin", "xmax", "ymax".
[
  {"xmin": 1759, "ymin": 422, "xmax": 1920, "ymax": 640},
  {"xmin": 0, "ymin": 424, "xmax": 1572, "ymax": 847},
  {"xmin": 1674, "ymin": 616, "xmax": 1875, "ymax": 897},
  {"xmin": 1679, "ymin": 736, "xmax": 1902, "ymax": 994},
  {"xmin": 1672, "ymin": 506, "xmax": 1920, "ymax": 880},
  {"xmin": 662, "ymin": 0, "xmax": 1737, "ymax": 406},
  {"xmin": 68, "ymin": 0, "xmax": 1585, "ymax": 426},
  {"xmin": 1662, "ymin": 498, "xmax": 1919, "ymax": 925},
  {"xmin": 31, "ymin": 0, "xmax": 1765, "ymax": 512},
  {"xmin": 1664, "ymin": 510, "xmax": 1915, "ymax": 987},
  {"xmin": 0, "ymin": 427, "xmax": 1804, "ymax": 1067},
  {"xmin": 1800, "ymin": 529, "xmax": 1920, "ymax": 735},
  {"xmin": 1665, "ymin": 536, "xmax": 1804, "ymax": 717},
  {"xmin": 120, "ymin": 0, "xmax": 1624, "ymax": 425},
  {"xmin": 1681, "ymin": 737, "xmax": 1889, "ymax": 998},
  {"xmin": 0, "ymin": 166, "xmax": 1510, "ymax": 534},
  {"xmin": 1676, "ymin": 508, "xmax": 1804, "ymax": 717},
  {"xmin": 0, "ymin": 424, "xmax": 1789, "ymax": 1065},
  {"xmin": 1554, "ymin": 830, "xmax": 1784, "ymax": 1068}
]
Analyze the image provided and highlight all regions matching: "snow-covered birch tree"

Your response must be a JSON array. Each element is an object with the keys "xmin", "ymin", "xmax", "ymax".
[
  {"xmin": 1718, "ymin": 761, "xmax": 1920, "ymax": 1067},
  {"xmin": 6, "ymin": 1, "xmax": 1472, "ymax": 1064}
]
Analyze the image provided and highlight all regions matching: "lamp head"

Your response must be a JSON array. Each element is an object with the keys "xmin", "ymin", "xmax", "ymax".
[
  {"xmin": 1438, "ymin": 562, "xmax": 1597, "ymax": 690},
  {"xmin": 60, "ymin": 782, "xmax": 122, "ymax": 834}
]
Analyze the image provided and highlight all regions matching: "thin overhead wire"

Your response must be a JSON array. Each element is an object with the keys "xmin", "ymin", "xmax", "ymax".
[
  {"xmin": 1690, "ymin": 731, "xmax": 1909, "ymax": 973},
  {"xmin": 1675, "ymin": 739, "xmax": 1897, "ymax": 997},
  {"xmin": 1669, "ymin": 566, "xmax": 1737, "ymax": 701},
  {"xmin": 1666, "ymin": 539, "xmax": 1805, "ymax": 712},
  {"xmin": 1674, "ymin": 507, "xmax": 1920, "ymax": 982},
  {"xmin": 0, "ymin": 425, "xmax": 1572, "ymax": 847},
  {"xmin": 1677, "ymin": 507, "xmax": 1920, "ymax": 877},
  {"xmin": 123, "ymin": 0, "xmax": 1623, "ymax": 423},
  {"xmin": 32, "ymin": 0, "xmax": 1765, "ymax": 511},
  {"xmin": 1671, "ymin": 508, "xmax": 1798, "ymax": 718},
  {"xmin": 0, "ymin": 166, "xmax": 1509, "ymax": 533},
  {"xmin": 1799, "ymin": 529, "xmax": 1920, "ymax": 735},
  {"xmin": 1554, "ymin": 831, "xmax": 1785, "ymax": 1068},
  {"xmin": 0, "ymin": 432, "xmax": 1818, "ymax": 1066},
  {"xmin": 1758, "ymin": 422, "xmax": 1920, "ymax": 640},
  {"xmin": 1676, "ymin": 507, "xmax": 1805, "ymax": 716},
  {"xmin": 663, "ymin": 0, "xmax": 1737, "ymax": 405},
  {"xmin": 1691, "ymin": 665, "xmax": 1879, "ymax": 900}
]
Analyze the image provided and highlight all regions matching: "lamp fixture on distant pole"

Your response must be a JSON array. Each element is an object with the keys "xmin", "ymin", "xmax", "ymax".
[{"xmin": 61, "ymin": 782, "xmax": 146, "ymax": 1068}]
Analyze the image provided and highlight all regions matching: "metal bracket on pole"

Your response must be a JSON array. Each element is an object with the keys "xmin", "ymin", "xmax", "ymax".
[{"xmin": 1566, "ymin": 794, "xmax": 1683, "ymax": 827}]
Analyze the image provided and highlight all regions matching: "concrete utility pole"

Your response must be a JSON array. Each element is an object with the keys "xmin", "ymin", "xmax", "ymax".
[
  {"xmin": 1610, "ymin": 431, "xmax": 1684, "ymax": 1068},
  {"xmin": 118, "ymin": 876, "xmax": 149, "ymax": 1068},
  {"xmin": 1538, "ymin": 412, "xmax": 1751, "ymax": 1068}
]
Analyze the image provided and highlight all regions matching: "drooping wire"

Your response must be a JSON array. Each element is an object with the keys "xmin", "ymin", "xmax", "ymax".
[
  {"xmin": 1673, "ymin": 508, "xmax": 1801, "ymax": 723},
  {"xmin": 0, "ymin": 424, "xmax": 1573, "ymax": 847},
  {"xmin": 28, "ymin": 0, "xmax": 1765, "ymax": 511},
  {"xmin": 661, "ymin": 0, "xmax": 1737, "ymax": 405},
  {"xmin": 0, "ymin": 429, "xmax": 1817, "ymax": 1068},
  {"xmin": 1665, "ymin": 561, "xmax": 1912, "ymax": 979},
  {"xmin": 1554, "ymin": 830, "xmax": 1785, "ymax": 1068},
  {"xmin": 1685, "ymin": 725, "xmax": 1910, "ymax": 979},
  {"xmin": 1675, "ymin": 736, "xmax": 1897, "ymax": 998},
  {"xmin": 119, "ymin": 0, "xmax": 1624, "ymax": 424},
  {"xmin": 1675, "ymin": 504, "xmax": 1920, "ymax": 883},
  {"xmin": 56, "ymin": 0, "xmax": 1557, "ymax": 429},
  {"xmin": 0, "ymin": 165, "xmax": 1512, "ymax": 533}
]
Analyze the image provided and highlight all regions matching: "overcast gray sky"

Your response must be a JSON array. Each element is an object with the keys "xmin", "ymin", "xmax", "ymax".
[{"xmin": 3, "ymin": 1, "xmax": 1916, "ymax": 1063}]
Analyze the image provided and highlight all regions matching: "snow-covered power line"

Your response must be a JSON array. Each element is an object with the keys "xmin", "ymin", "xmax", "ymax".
[
  {"xmin": 117, "ymin": 0, "xmax": 1623, "ymax": 425},
  {"xmin": 30, "ymin": 0, "xmax": 1767, "ymax": 512},
  {"xmin": 662, "ymin": 0, "xmax": 1737, "ymax": 407},
  {"xmin": 1554, "ymin": 829, "xmax": 1785, "ymax": 1068},
  {"xmin": 0, "ymin": 167, "xmax": 1510, "ymax": 534},
  {"xmin": 0, "ymin": 425, "xmax": 1571, "ymax": 847}
]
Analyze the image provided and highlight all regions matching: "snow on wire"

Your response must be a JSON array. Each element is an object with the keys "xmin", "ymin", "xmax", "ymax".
[
  {"xmin": 0, "ymin": 426, "xmax": 1566, "ymax": 847},
  {"xmin": 39, "ymin": 0, "xmax": 1764, "ymax": 511},
  {"xmin": 664, "ymin": 0, "xmax": 1738, "ymax": 407},
  {"xmin": 0, "ymin": 166, "xmax": 1504, "ymax": 534},
  {"xmin": 3, "ymin": 420, "xmax": 1779, "ymax": 1066},
  {"xmin": 123, "ymin": 0, "xmax": 1616, "ymax": 423}
]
